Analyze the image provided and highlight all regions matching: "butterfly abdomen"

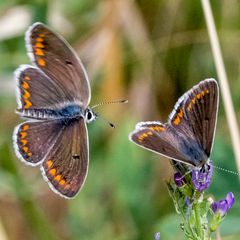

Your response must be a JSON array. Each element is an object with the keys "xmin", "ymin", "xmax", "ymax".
[{"xmin": 18, "ymin": 104, "xmax": 84, "ymax": 120}]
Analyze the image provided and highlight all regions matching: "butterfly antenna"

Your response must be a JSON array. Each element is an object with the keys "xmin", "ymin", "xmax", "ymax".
[
  {"xmin": 96, "ymin": 112, "xmax": 115, "ymax": 128},
  {"xmin": 91, "ymin": 99, "xmax": 128, "ymax": 109},
  {"xmin": 212, "ymin": 165, "xmax": 240, "ymax": 176}
]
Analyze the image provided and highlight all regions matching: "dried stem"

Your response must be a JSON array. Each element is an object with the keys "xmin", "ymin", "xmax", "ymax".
[{"xmin": 201, "ymin": 0, "xmax": 240, "ymax": 173}]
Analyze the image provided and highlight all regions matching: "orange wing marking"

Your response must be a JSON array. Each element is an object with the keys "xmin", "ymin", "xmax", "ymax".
[
  {"xmin": 23, "ymin": 89, "xmax": 31, "ymax": 99},
  {"xmin": 49, "ymin": 168, "xmax": 56, "ymax": 176},
  {"xmin": 35, "ymin": 42, "xmax": 44, "ymax": 49},
  {"xmin": 54, "ymin": 175, "xmax": 61, "ymax": 181},
  {"xmin": 59, "ymin": 179, "xmax": 66, "ymax": 186},
  {"xmin": 138, "ymin": 125, "xmax": 165, "ymax": 142},
  {"xmin": 19, "ymin": 125, "xmax": 33, "ymax": 157},
  {"xmin": 38, "ymin": 58, "xmax": 46, "ymax": 67},
  {"xmin": 36, "ymin": 37, "xmax": 44, "ymax": 42},
  {"xmin": 35, "ymin": 34, "xmax": 46, "ymax": 67},
  {"xmin": 20, "ymin": 139, "xmax": 28, "ymax": 146},
  {"xmin": 173, "ymin": 109, "xmax": 184, "ymax": 126},
  {"xmin": 23, "ymin": 146, "xmax": 29, "ymax": 153},
  {"xmin": 187, "ymin": 88, "xmax": 209, "ymax": 111},
  {"xmin": 35, "ymin": 48, "xmax": 44, "ymax": 56},
  {"xmin": 22, "ymin": 84, "xmax": 32, "ymax": 109},
  {"xmin": 24, "ymin": 100, "xmax": 32, "ymax": 108},
  {"xmin": 22, "ymin": 81, "xmax": 29, "ymax": 89},
  {"xmin": 20, "ymin": 131, "xmax": 27, "ymax": 139},
  {"xmin": 46, "ymin": 160, "xmax": 53, "ymax": 168}
]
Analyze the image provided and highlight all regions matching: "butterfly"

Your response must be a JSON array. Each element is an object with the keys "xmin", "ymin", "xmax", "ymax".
[
  {"xmin": 129, "ymin": 79, "xmax": 219, "ymax": 171},
  {"xmin": 13, "ymin": 22, "xmax": 101, "ymax": 198}
]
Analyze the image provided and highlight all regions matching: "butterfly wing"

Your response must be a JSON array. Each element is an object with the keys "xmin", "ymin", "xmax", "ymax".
[
  {"xmin": 26, "ymin": 22, "xmax": 90, "ymax": 107},
  {"xmin": 40, "ymin": 118, "xmax": 88, "ymax": 198},
  {"xmin": 129, "ymin": 122, "xmax": 205, "ymax": 167},
  {"xmin": 183, "ymin": 79, "xmax": 219, "ymax": 157},
  {"xmin": 13, "ymin": 120, "xmax": 64, "ymax": 166},
  {"xmin": 15, "ymin": 65, "xmax": 74, "ymax": 114},
  {"xmin": 130, "ymin": 79, "xmax": 218, "ymax": 168}
]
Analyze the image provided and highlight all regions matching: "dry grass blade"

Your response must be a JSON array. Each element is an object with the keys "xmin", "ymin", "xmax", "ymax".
[{"xmin": 201, "ymin": 0, "xmax": 240, "ymax": 174}]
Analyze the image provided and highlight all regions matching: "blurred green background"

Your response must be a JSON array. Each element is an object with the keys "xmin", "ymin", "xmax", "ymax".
[{"xmin": 0, "ymin": 0, "xmax": 240, "ymax": 239}]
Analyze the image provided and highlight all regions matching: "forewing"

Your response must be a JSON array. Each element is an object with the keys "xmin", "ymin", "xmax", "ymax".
[
  {"xmin": 183, "ymin": 79, "xmax": 219, "ymax": 157},
  {"xmin": 41, "ymin": 118, "xmax": 88, "ymax": 198},
  {"xmin": 13, "ymin": 120, "xmax": 63, "ymax": 166},
  {"xmin": 15, "ymin": 65, "xmax": 72, "ymax": 113},
  {"xmin": 129, "ymin": 122, "xmax": 197, "ymax": 167},
  {"xmin": 26, "ymin": 22, "xmax": 90, "ymax": 106}
]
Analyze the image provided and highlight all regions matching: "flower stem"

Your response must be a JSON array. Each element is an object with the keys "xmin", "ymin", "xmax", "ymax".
[{"xmin": 193, "ymin": 202, "xmax": 203, "ymax": 239}]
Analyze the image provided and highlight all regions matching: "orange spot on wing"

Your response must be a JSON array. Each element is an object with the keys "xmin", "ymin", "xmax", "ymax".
[
  {"xmin": 201, "ymin": 91, "xmax": 205, "ymax": 96},
  {"xmin": 173, "ymin": 117, "xmax": 180, "ymax": 125},
  {"xmin": 38, "ymin": 58, "xmax": 46, "ymax": 67},
  {"xmin": 35, "ymin": 48, "xmax": 44, "ymax": 56},
  {"xmin": 23, "ymin": 90, "xmax": 31, "ymax": 99},
  {"xmin": 23, "ymin": 146, "xmax": 29, "ymax": 153},
  {"xmin": 54, "ymin": 175, "xmax": 61, "ymax": 181},
  {"xmin": 59, "ymin": 179, "xmax": 66, "ymax": 186},
  {"xmin": 36, "ymin": 37, "xmax": 44, "ymax": 42},
  {"xmin": 187, "ymin": 102, "xmax": 192, "ymax": 111},
  {"xmin": 20, "ymin": 131, "xmax": 27, "ymax": 139},
  {"xmin": 196, "ymin": 93, "xmax": 201, "ymax": 99},
  {"xmin": 178, "ymin": 109, "xmax": 183, "ymax": 118},
  {"xmin": 20, "ymin": 139, "xmax": 28, "ymax": 146},
  {"xmin": 28, "ymin": 152, "xmax": 32, "ymax": 157},
  {"xmin": 138, "ymin": 135, "xmax": 143, "ymax": 140},
  {"xmin": 22, "ymin": 81, "xmax": 29, "ymax": 89},
  {"xmin": 22, "ymin": 125, "xmax": 29, "ymax": 131},
  {"xmin": 39, "ymin": 34, "xmax": 45, "ymax": 37},
  {"xmin": 46, "ymin": 160, "xmax": 53, "ymax": 168},
  {"xmin": 159, "ymin": 127, "xmax": 165, "ymax": 131},
  {"xmin": 150, "ymin": 126, "xmax": 165, "ymax": 132},
  {"xmin": 24, "ymin": 100, "xmax": 32, "ymax": 108},
  {"xmin": 24, "ymin": 76, "xmax": 30, "ymax": 81},
  {"xmin": 192, "ymin": 98, "xmax": 196, "ymax": 104},
  {"xmin": 49, "ymin": 168, "xmax": 56, "ymax": 176},
  {"xmin": 206, "ymin": 89, "xmax": 209, "ymax": 94},
  {"xmin": 35, "ymin": 42, "xmax": 44, "ymax": 48}
]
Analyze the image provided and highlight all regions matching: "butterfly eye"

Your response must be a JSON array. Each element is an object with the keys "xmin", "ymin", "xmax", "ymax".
[
  {"xmin": 85, "ymin": 108, "xmax": 96, "ymax": 123},
  {"xmin": 87, "ymin": 111, "xmax": 93, "ymax": 120}
]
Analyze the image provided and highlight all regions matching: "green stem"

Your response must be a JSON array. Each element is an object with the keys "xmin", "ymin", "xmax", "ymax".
[{"xmin": 193, "ymin": 202, "xmax": 202, "ymax": 239}]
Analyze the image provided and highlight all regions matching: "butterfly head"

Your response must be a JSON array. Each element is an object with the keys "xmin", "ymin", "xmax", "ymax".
[{"xmin": 84, "ymin": 107, "xmax": 97, "ymax": 123}]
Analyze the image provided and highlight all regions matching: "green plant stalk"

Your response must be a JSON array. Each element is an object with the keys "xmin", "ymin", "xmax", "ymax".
[{"xmin": 193, "ymin": 202, "xmax": 203, "ymax": 239}]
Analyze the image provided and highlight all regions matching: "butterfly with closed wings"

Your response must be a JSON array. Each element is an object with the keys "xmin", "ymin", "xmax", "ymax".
[{"xmin": 129, "ymin": 79, "xmax": 219, "ymax": 176}]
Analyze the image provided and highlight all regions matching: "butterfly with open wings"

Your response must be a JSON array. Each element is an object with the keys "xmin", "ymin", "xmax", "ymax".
[{"xmin": 13, "ymin": 22, "xmax": 104, "ymax": 198}]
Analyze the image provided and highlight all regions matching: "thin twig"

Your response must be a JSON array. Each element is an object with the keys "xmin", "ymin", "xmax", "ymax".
[{"xmin": 201, "ymin": 0, "xmax": 240, "ymax": 173}]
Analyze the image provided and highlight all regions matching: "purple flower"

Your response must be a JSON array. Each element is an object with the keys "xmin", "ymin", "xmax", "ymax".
[
  {"xmin": 211, "ymin": 192, "xmax": 234, "ymax": 217},
  {"xmin": 174, "ymin": 172, "xmax": 185, "ymax": 187},
  {"xmin": 154, "ymin": 232, "xmax": 160, "ymax": 240},
  {"xmin": 192, "ymin": 161, "xmax": 212, "ymax": 191}
]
